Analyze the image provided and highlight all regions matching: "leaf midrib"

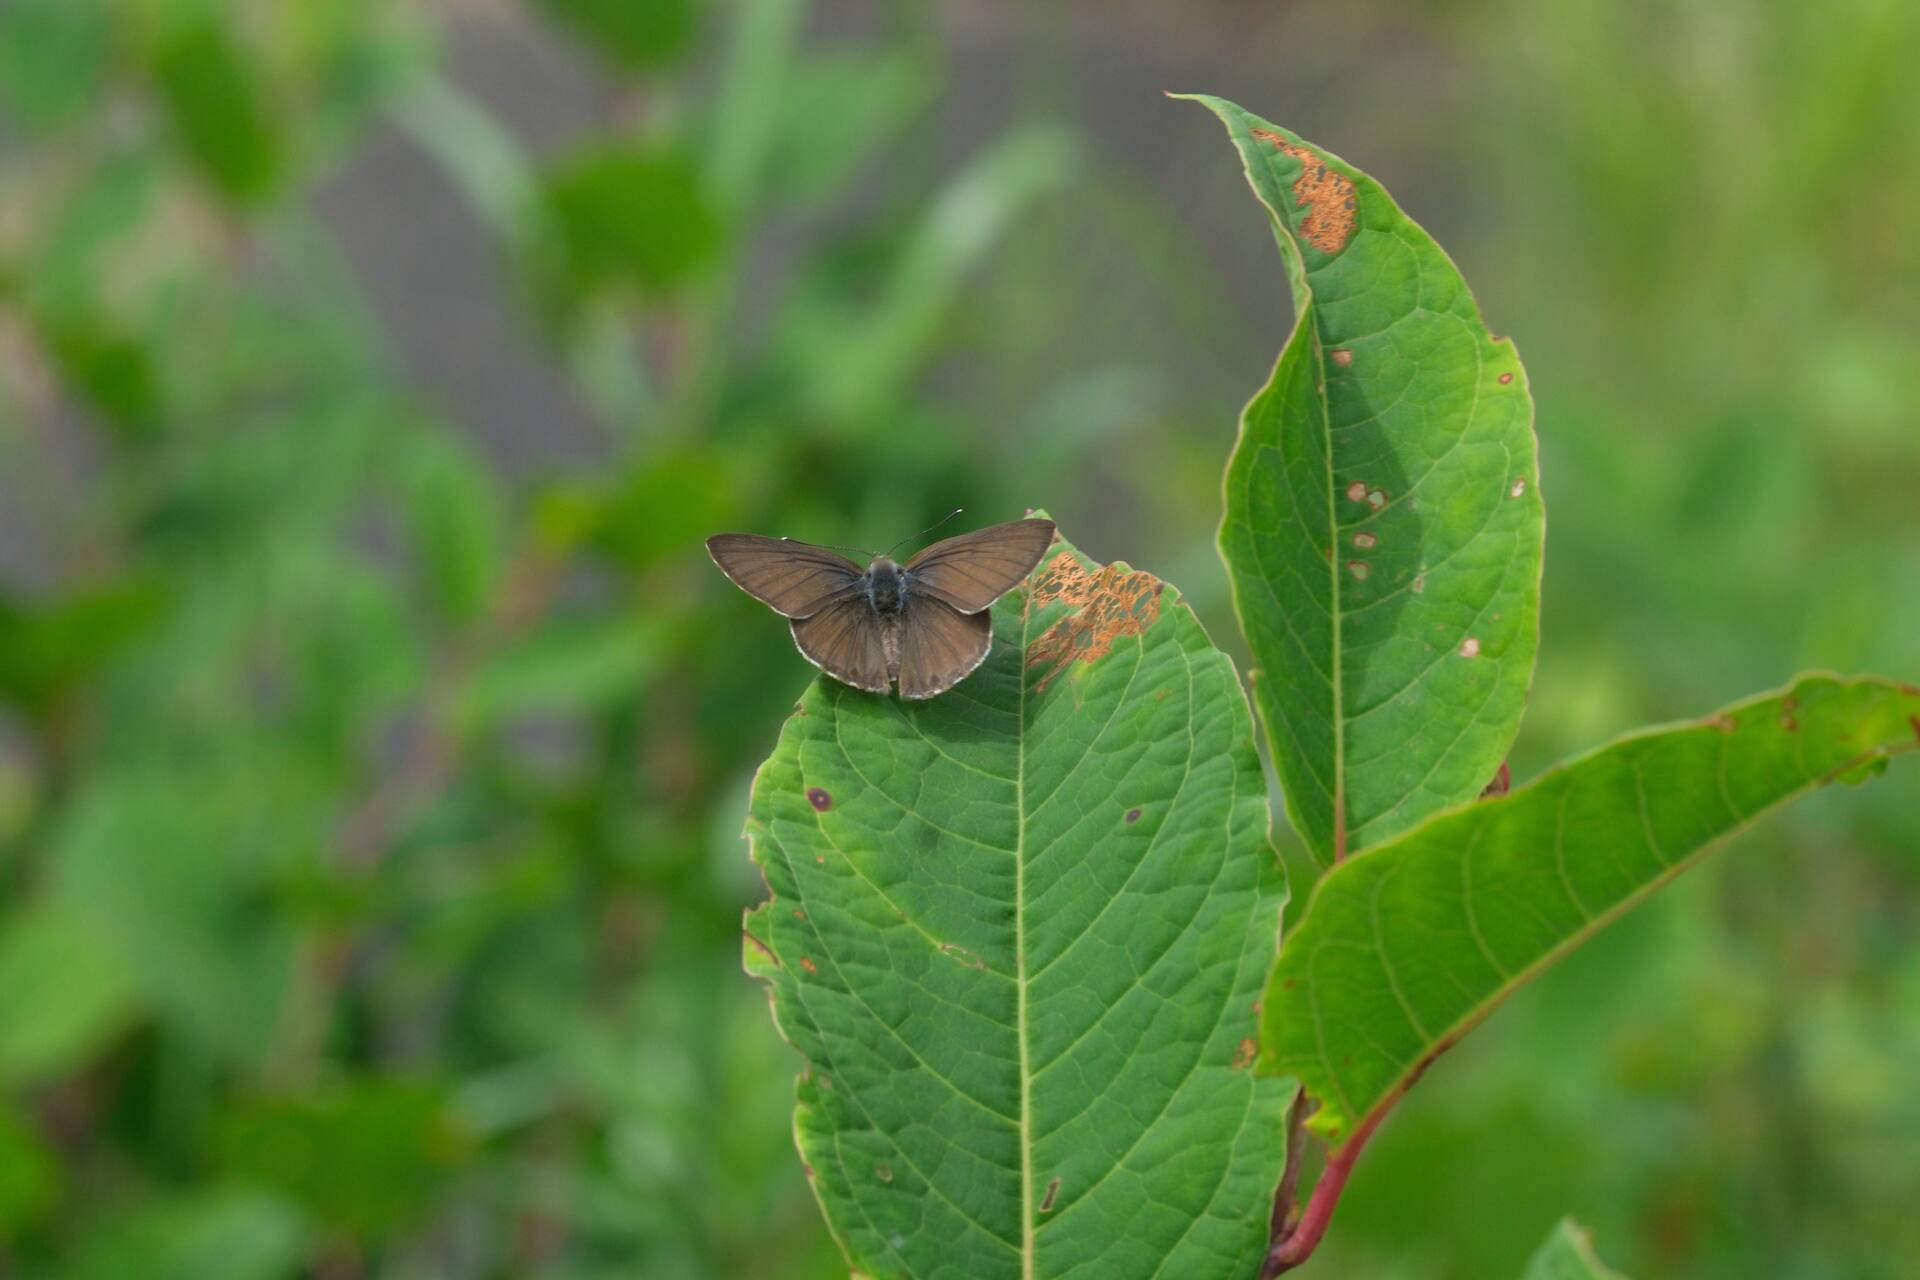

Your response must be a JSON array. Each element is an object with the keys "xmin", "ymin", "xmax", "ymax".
[{"xmin": 1015, "ymin": 587, "xmax": 1036, "ymax": 1280}]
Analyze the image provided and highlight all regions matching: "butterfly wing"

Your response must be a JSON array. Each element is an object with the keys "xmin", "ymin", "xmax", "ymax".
[
  {"xmin": 902, "ymin": 518, "xmax": 1056, "ymax": 613},
  {"xmin": 896, "ymin": 596, "xmax": 993, "ymax": 700},
  {"xmin": 790, "ymin": 596, "xmax": 891, "ymax": 694},
  {"xmin": 707, "ymin": 534, "xmax": 866, "ymax": 618}
]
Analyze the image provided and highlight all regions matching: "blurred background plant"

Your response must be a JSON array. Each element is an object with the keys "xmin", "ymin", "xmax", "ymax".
[{"xmin": 0, "ymin": 1, "xmax": 1914, "ymax": 1277}]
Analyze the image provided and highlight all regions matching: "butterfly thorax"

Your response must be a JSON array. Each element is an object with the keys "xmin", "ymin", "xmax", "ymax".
[{"xmin": 865, "ymin": 557, "xmax": 907, "ymax": 614}]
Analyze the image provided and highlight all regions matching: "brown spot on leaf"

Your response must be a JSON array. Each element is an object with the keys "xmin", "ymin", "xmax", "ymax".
[
  {"xmin": 876, "ymin": 1163, "xmax": 894, "ymax": 1183},
  {"xmin": 815, "ymin": 855, "xmax": 826, "ymax": 864},
  {"xmin": 800, "ymin": 957, "xmax": 818, "ymax": 975},
  {"xmin": 1480, "ymin": 761, "xmax": 1512, "ymax": 798},
  {"xmin": 1039, "ymin": 1177, "xmax": 1061, "ymax": 1213},
  {"xmin": 1783, "ymin": 694, "xmax": 1800, "ymax": 711},
  {"xmin": 1345, "ymin": 481, "xmax": 1368, "ymax": 503},
  {"xmin": 745, "ymin": 934, "xmax": 780, "ymax": 967},
  {"xmin": 807, "ymin": 787, "xmax": 832, "ymax": 811},
  {"xmin": 1498, "ymin": 372, "xmax": 1514, "ymax": 385},
  {"xmin": 1367, "ymin": 489, "xmax": 1387, "ymax": 511},
  {"xmin": 1347, "ymin": 561, "xmax": 1371, "ymax": 581},
  {"xmin": 1710, "ymin": 713, "xmax": 1737, "ymax": 734},
  {"xmin": 1909, "ymin": 714, "xmax": 1920, "ymax": 744},
  {"xmin": 1026, "ymin": 553, "xmax": 1163, "ymax": 692},
  {"xmin": 793, "ymin": 909, "xmax": 806, "ymax": 919},
  {"xmin": 1411, "ymin": 574, "xmax": 1426, "ymax": 594},
  {"xmin": 1509, "ymin": 478, "xmax": 1527, "ymax": 498},
  {"xmin": 1252, "ymin": 129, "xmax": 1358, "ymax": 254},
  {"xmin": 1125, "ymin": 807, "xmax": 1142, "ymax": 824},
  {"xmin": 1281, "ymin": 979, "xmax": 1298, "ymax": 992},
  {"xmin": 1330, "ymin": 348, "xmax": 1354, "ymax": 367},
  {"xmin": 1781, "ymin": 714, "xmax": 1799, "ymax": 732},
  {"xmin": 1352, "ymin": 532, "xmax": 1378, "ymax": 550},
  {"xmin": 1459, "ymin": 637, "xmax": 1481, "ymax": 658},
  {"xmin": 1234, "ymin": 1037, "xmax": 1258, "ymax": 1069}
]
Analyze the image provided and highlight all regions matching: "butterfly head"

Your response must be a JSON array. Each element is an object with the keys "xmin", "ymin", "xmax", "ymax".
[{"xmin": 866, "ymin": 556, "xmax": 906, "ymax": 613}]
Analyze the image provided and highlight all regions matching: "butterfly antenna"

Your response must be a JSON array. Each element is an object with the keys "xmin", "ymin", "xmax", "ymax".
[{"xmin": 885, "ymin": 508, "xmax": 963, "ymax": 557}]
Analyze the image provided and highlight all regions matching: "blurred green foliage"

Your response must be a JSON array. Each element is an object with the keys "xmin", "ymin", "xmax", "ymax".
[{"xmin": 0, "ymin": 2, "xmax": 1913, "ymax": 1278}]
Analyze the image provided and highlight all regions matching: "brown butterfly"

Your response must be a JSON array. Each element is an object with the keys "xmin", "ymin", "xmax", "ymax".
[{"xmin": 706, "ymin": 516, "xmax": 1056, "ymax": 699}]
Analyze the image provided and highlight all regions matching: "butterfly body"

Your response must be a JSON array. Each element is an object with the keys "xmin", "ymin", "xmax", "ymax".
[{"xmin": 707, "ymin": 518, "xmax": 1056, "ymax": 700}]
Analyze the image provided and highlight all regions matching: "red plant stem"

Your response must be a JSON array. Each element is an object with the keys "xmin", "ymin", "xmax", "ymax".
[{"xmin": 1261, "ymin": 1101, "xmax": 1391, "ymax": 1275}]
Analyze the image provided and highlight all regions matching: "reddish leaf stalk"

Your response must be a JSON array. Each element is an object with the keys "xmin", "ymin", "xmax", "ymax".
[{"xmin": 1261, "ymin": 1098, "xmax": 1390, "ymax": 1275}]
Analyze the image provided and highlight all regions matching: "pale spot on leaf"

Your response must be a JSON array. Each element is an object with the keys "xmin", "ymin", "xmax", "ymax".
[{"xmin": 1459, "ymin": 637, "xmax": 1481, "ymax": 658}]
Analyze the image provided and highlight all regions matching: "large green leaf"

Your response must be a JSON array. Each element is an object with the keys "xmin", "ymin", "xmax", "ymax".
[
  {"xmin": 1521, "ymin": 1219, "xmax": 1628, "ymax": 1280},
  {"xmin": 744, "ymin": 527, "xmax": 1287, "ymax": 1278},
  {"xmin": 1183, "ymin": 95, "xmax": 1544, "ymax": 864},
  {"xmin": 1264, "ymin": 675, "xmax": 1920, "ymax": 1146}
]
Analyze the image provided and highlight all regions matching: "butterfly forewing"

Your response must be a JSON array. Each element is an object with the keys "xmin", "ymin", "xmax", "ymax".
[
  {"xmin": 897, "ymin": 598, "xmax": 993, "ymax": 700},
  {"xmin": 903, "ymin": 518, "xmax": 1056, "ymax": 613},
  {"xmin": 789, "ymin": 596, "xmax": 891, "ymax": 694},
  {"xmin": 705, "ymin": 534, "xmax": 866, "ymax": 618}
]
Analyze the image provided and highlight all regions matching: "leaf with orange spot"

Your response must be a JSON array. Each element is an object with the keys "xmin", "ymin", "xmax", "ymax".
[
  {"xmin": 742, "ymin": 523, "xmax": 1289, "ymax": 1278},
  {"xmin": 1177, "ymin": 95, "xmax": 1545, "ymax": 868}
]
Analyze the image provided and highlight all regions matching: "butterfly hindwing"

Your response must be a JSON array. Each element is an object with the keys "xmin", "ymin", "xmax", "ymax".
[
  {"xmin": 789, "ymin": 595, "xmax": 891, "ymax": 694},
  {"xmin": 897, "ymin": 597, "xmax": 993, "ymax": 700},
  {"xmin": 705, "ymin": 534, "xmax": 865, "ymax": 618},
  {"xmin": 903, "ymin": 518, "xmax": 1056, "ymax": 614}
]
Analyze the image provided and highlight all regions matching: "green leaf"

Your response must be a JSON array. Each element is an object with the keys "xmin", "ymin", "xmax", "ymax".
[
  {"xmin": 0, "ymin": 898, "xmax": 139, "ymax": 1085},
  {"xmin": 1522, "ymin": 1218, "xmax": 1629, "ymax": 1280},
  {"xmin": 1183, "ymin": 95, "xmax": 1544, "ymax": 864},
  {"xmin": 761, "ymin": 50, "xmax": 935, "ymax": 211},
  {"xmin": 535, "ymin": 143, "xmax": 720, "ymax": 311},
  {"xmin": 391, "ymin": 428, "xmax": 507, "ymax": 625},
  {"xmin": 744, "ymin": 526, "xmax": 1287, "ymax": 1278},
  {"xmin": 218, "ymin": 1077, "xmax": 470, "ymax": 1236},
  {"xmin": 0, "ymin": 580, "xmax": 165, "ymax": 716},
  {"xmin": 39, "ymin": 312, "xmax": 164, "ymax": 439},
  {"xmin": 148, "ymin": 20, "xmax": 282, "ymax": 206},
  {"xmin": 533, "ymin": 0, "xmax": 697, "ymax": 72},
  {"xmin": 1264, "ymin": 674, "xmax": 1920, "ymax": 1146}
]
